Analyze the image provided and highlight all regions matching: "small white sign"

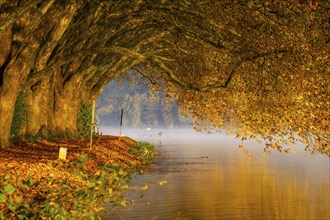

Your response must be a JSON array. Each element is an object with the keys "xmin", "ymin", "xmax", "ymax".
[{"xmin": 59, "ymin": 147, "xmax": 67, "ymax": 160}]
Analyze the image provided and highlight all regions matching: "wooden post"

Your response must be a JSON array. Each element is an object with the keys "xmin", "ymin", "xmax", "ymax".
[
  {"xmin": 90, "ymin": 100, "xmax": 96, "ymax": 149},
  {"xmin": 119, "ymin": 108, "xmax": 123, "ymax": 141}
]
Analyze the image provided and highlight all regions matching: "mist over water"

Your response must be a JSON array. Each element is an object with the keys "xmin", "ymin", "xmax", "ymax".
[{"xmin": 101, "ymin": 127, "xmax": 330, "ymax": 220}]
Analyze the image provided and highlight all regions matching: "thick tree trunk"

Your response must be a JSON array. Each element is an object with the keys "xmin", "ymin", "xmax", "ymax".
[
  {"xmin": 22, "ymin": 75, "xmax": 51, "ymax": 136},
  {"xmin": 0, "ymin": 55, "xmax": 37, "ymax": 146},
  {"xmin": 0, "ymin": 93, "xmax": 15, "ymax": 147},
  {"xmin": 51, "ymin": 74, "xmax": 83, "ymax": 137},
  {"xmin": 0, "ymin": 14, "xmax": 14, "ymax": 147},
  {"xmin": 23, "ymin": 70, "xmax": 84, "ymax": 139},
  {"xmin": 0, "ymin": 28, "xmax": 42, "ymax": 146},
  {"xmin": 53, "ymin": 96, "xmax": 80, "ymax": 138},
  {"xmin": 0, "ymin": 25, "xmax": 12, "ymax": 68},
  {"xmin": 0, "ymin": 55, "xmax": 38, "ymax": 147},
  {"xmin": 21, "ymin": 2, "xmax": 79, "ymax": 138},
  {"xmin": 0, "ymin": 18, "xmax": 54, "ymax": 147}
]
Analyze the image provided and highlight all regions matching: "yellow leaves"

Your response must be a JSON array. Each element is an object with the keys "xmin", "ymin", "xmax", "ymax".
[
  {"xmin": 297, "ymin": 95, "xmax": 304, "ymax": 102},
  {"xmin": 321, "ymin": 119, "xmax": 328, "ymax": 126},
  {"xmin": 242, "ymin": 149, "xmax": 254, "ymax": 157},
  {"xmin": 158, "ymin": 180, "xmax": 168, "ymax": 186},
  {"xmin": 0, "ymin": 136, "xmax": 156, "ymax": 218},
  {"xmin": 121, "ymin": 185, "xmax": 129, "ymax": 190},
  {"xmin": 118, "ymin": 169, "xmax": 124, "ymax": 175},
  {"xmin": 265, "ymin": 85, "xmax": 272, "ymax": 91},
  {"xmin": 308, "ymin": 1, "xmax": 319, "ymax": 9}
]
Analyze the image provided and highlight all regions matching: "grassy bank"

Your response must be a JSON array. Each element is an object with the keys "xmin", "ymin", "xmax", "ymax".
[{"xmin": 0, "ymin": 135, "xmax": 156, "ymax": 219}]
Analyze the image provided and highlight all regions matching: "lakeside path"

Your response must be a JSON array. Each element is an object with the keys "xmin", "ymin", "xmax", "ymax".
[{"xmin": 0, "ymin": 135, "xmax": 155, "ymax": 219}]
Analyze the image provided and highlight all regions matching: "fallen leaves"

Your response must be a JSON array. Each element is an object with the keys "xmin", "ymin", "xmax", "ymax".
[{"xmin": 0, "ymin": 135, "xmax": 152, "ymax": 219}]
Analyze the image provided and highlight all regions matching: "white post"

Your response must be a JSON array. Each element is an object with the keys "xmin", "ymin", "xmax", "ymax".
[
  {"xmin": 59, "ymin": 147, "xmax": 67, "ymax": 160},
  {"xmin": 90, "ymin": 100, "xmax": 96, "ymax": 149}
]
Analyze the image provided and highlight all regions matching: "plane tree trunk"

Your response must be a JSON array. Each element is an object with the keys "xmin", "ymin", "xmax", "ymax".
[
  {"xmin": 0, "ymin": 0, "xmax": 78, "ymax": 147},
  {"xmin": 21, "ymin": 2, "xmax": 79, "ymax": 138}
]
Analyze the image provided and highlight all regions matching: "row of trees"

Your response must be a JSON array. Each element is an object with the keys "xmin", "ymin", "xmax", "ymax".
[
  {"xmin": 0, "ymin": 0, "xmax": 328, "ymax": 155},
  {"xmin": 97, "ymin": 79, "xmax": 189, "ymax": 128}
]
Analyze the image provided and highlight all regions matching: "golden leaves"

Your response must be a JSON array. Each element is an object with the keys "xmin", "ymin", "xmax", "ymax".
[{"xmin": 0, "ymin": 135, "xmax": 157, "ymax": 218}]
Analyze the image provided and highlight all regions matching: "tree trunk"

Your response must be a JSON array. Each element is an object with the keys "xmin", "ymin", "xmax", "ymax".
[
  {"xmin": 0, "ymin": 24, "xmax": 12, "ymax": 68},
  {"xmin": 21, "ymin": 2, "xmax": 79, "ymax": 138},
  {"xmin": 51, "ymin": 74, "xmax": 83, "ymax": 137},
  {"xmin": 0, "ymin": 93, "xmax": 15, "ymax": 147},
  {"xmin": 0, "ymin": 7, "xmax": 14, "ymax": 147},
  {"xmin": 22, "ymin": 75, "xmax": 51, "ymax": 137}
]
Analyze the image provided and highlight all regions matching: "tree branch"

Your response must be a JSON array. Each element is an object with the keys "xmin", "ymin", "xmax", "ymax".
[
  {"xmin": 152, "ymin": 49, "xmax": 291, "ymax": 92},
  {"xmin": 135, "ymin": 68, "xmax": 157, "ymax": 85},
  {"xmin": 26, "ymin": 46, "xmax": 147, "ymax": 88},
  {"xmin": 0, "ymin": 0, "xmax": 44, "ymax": 31}
]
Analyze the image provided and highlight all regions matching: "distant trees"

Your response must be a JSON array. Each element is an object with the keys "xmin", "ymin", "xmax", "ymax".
[
  {"xmin": 97, "ymin": 80, "xmax": 188, "ymax": 128},
  {"xmin": 0, "ymin": 0, "xmax": 328, "ymax": 155}
]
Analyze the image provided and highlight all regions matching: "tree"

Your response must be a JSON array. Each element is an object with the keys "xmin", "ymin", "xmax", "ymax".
[
  {"xmin": 139, "ymin": 0, "xmax": 329, "ymax": 155},
  {"xmin": 0, "ymin": 0, "xmax": 328, "ymax": 156},
  {"xmin": 142, "ymin": 99, "xmax": 159, "ymax": 128}
]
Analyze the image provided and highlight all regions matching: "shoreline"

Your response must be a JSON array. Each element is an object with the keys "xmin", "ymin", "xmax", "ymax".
[{"xmin": 0, "ymin": 135, "xmax": 156, "ymax": 219}]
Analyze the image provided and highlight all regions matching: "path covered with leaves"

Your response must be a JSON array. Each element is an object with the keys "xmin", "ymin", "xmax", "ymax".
[{"xmin": 0, "ymin": 136, "xmax": 155, "ymax": 219}]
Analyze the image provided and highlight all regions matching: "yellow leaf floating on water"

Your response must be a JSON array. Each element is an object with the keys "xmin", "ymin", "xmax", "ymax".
[
  {"xmin": 158, "ymin": 180, "xmax": 168, "ymax": 186},
  {"xmin": 141, "ymin": 184, "xmax": 149, "ymax": 190}
]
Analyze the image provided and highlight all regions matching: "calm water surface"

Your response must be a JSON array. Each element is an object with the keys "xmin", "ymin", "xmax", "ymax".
[{"xmin": 102, "ymin": 128, "xmax": 330, "ymax": 220}]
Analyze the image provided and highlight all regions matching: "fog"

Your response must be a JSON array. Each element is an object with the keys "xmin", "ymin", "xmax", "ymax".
[{"xmin": 101, "ymin": 127, "xmax": 329, "ymax": 220}]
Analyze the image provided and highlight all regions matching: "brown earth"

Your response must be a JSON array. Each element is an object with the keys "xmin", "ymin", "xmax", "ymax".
[{"xmin": 0, "ymin": 135, "xmax": 141, "ymax": 180}]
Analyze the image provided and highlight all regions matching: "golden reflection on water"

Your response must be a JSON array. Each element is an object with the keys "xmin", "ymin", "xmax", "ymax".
[
  {"xmin": 105, "ymin": 140, "xmax": 330, "ymax": 220},
  {"xmin": 169, "ymin": 155, "xmax": 330, "ymax": 220}
]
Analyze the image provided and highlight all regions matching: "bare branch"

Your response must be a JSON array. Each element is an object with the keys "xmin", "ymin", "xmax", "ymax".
[{"xmin": 135, "ymin": 68, "xmax": 157, "ymax": 85}]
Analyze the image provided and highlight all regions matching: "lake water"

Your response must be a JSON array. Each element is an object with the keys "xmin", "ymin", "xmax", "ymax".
[{"xmin": 101, "ymin": 128, "xmax": 330, "ymax": 220}]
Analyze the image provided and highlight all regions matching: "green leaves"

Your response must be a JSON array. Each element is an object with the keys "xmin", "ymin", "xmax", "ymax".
[
  {"xmin": 81, "ymin": 152, "xmax": 89, "ymax": 162},
  {"xmin": 77, "ymin": 104, "xmax": 92, "ymax": 138},
  {"xmin": 22, "ymin": 175, "xmax": 34, "ymax": 187},
  {"xmin": 129, "ymin": 142, "xmax": 157, "ymax": 164},
  {"xmin": 0, "ymin": 194, "xmax": 6, "ymax": 203},
  {"xmin": 4, "ymin": 183, "xmax": 15, "ymax": 195},
  {"xmin": 10, "ymin": 92, "xmax": 28, "ymax": 139}
]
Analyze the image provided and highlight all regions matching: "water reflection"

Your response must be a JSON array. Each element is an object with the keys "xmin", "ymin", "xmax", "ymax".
[{"xmin": 102, "ymin": 129, "xmax": 330, "ymax": 220}]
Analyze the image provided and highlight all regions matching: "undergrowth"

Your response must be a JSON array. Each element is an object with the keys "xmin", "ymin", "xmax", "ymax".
[
  {"xmin": 0, "ymin": 142, "xmax": 156, "ymax": 219},
  {"xmin": 77, "ymin": 104, "xmax": 93, "ymax": 138},
  {"xmin": 10, "ymin": 92, "xmax": 28, "ymax": 140},
  {"xmin": 129, "ymin": 142, "xmax": 157, "ymax": 164}
]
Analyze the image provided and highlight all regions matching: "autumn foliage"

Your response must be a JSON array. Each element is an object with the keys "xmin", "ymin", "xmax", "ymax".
[
  {"xmin": 0, "ymin": 136, "xmax": 156, "ymax": 219},
  {"xmin": 0, "ymin": 0, "xmax": 328, "ymax": 155}
]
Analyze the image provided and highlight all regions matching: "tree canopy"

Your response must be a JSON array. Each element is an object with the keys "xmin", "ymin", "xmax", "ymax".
[{"xmin": 0, "ymin": 0, "xmax": 329, "ymax": 155}]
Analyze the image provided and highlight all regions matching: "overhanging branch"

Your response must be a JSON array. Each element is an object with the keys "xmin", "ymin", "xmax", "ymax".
[
  {"xmin": 26, "ymin": 46, "xmax": 147, "ymax": 88},
  {"xmin": 135, "ymin": 68, "xmax": 157, "ymax": 85},
  {"xmin": 151, "ymin": 49, "xmax": 291, "ymax": 92}
]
